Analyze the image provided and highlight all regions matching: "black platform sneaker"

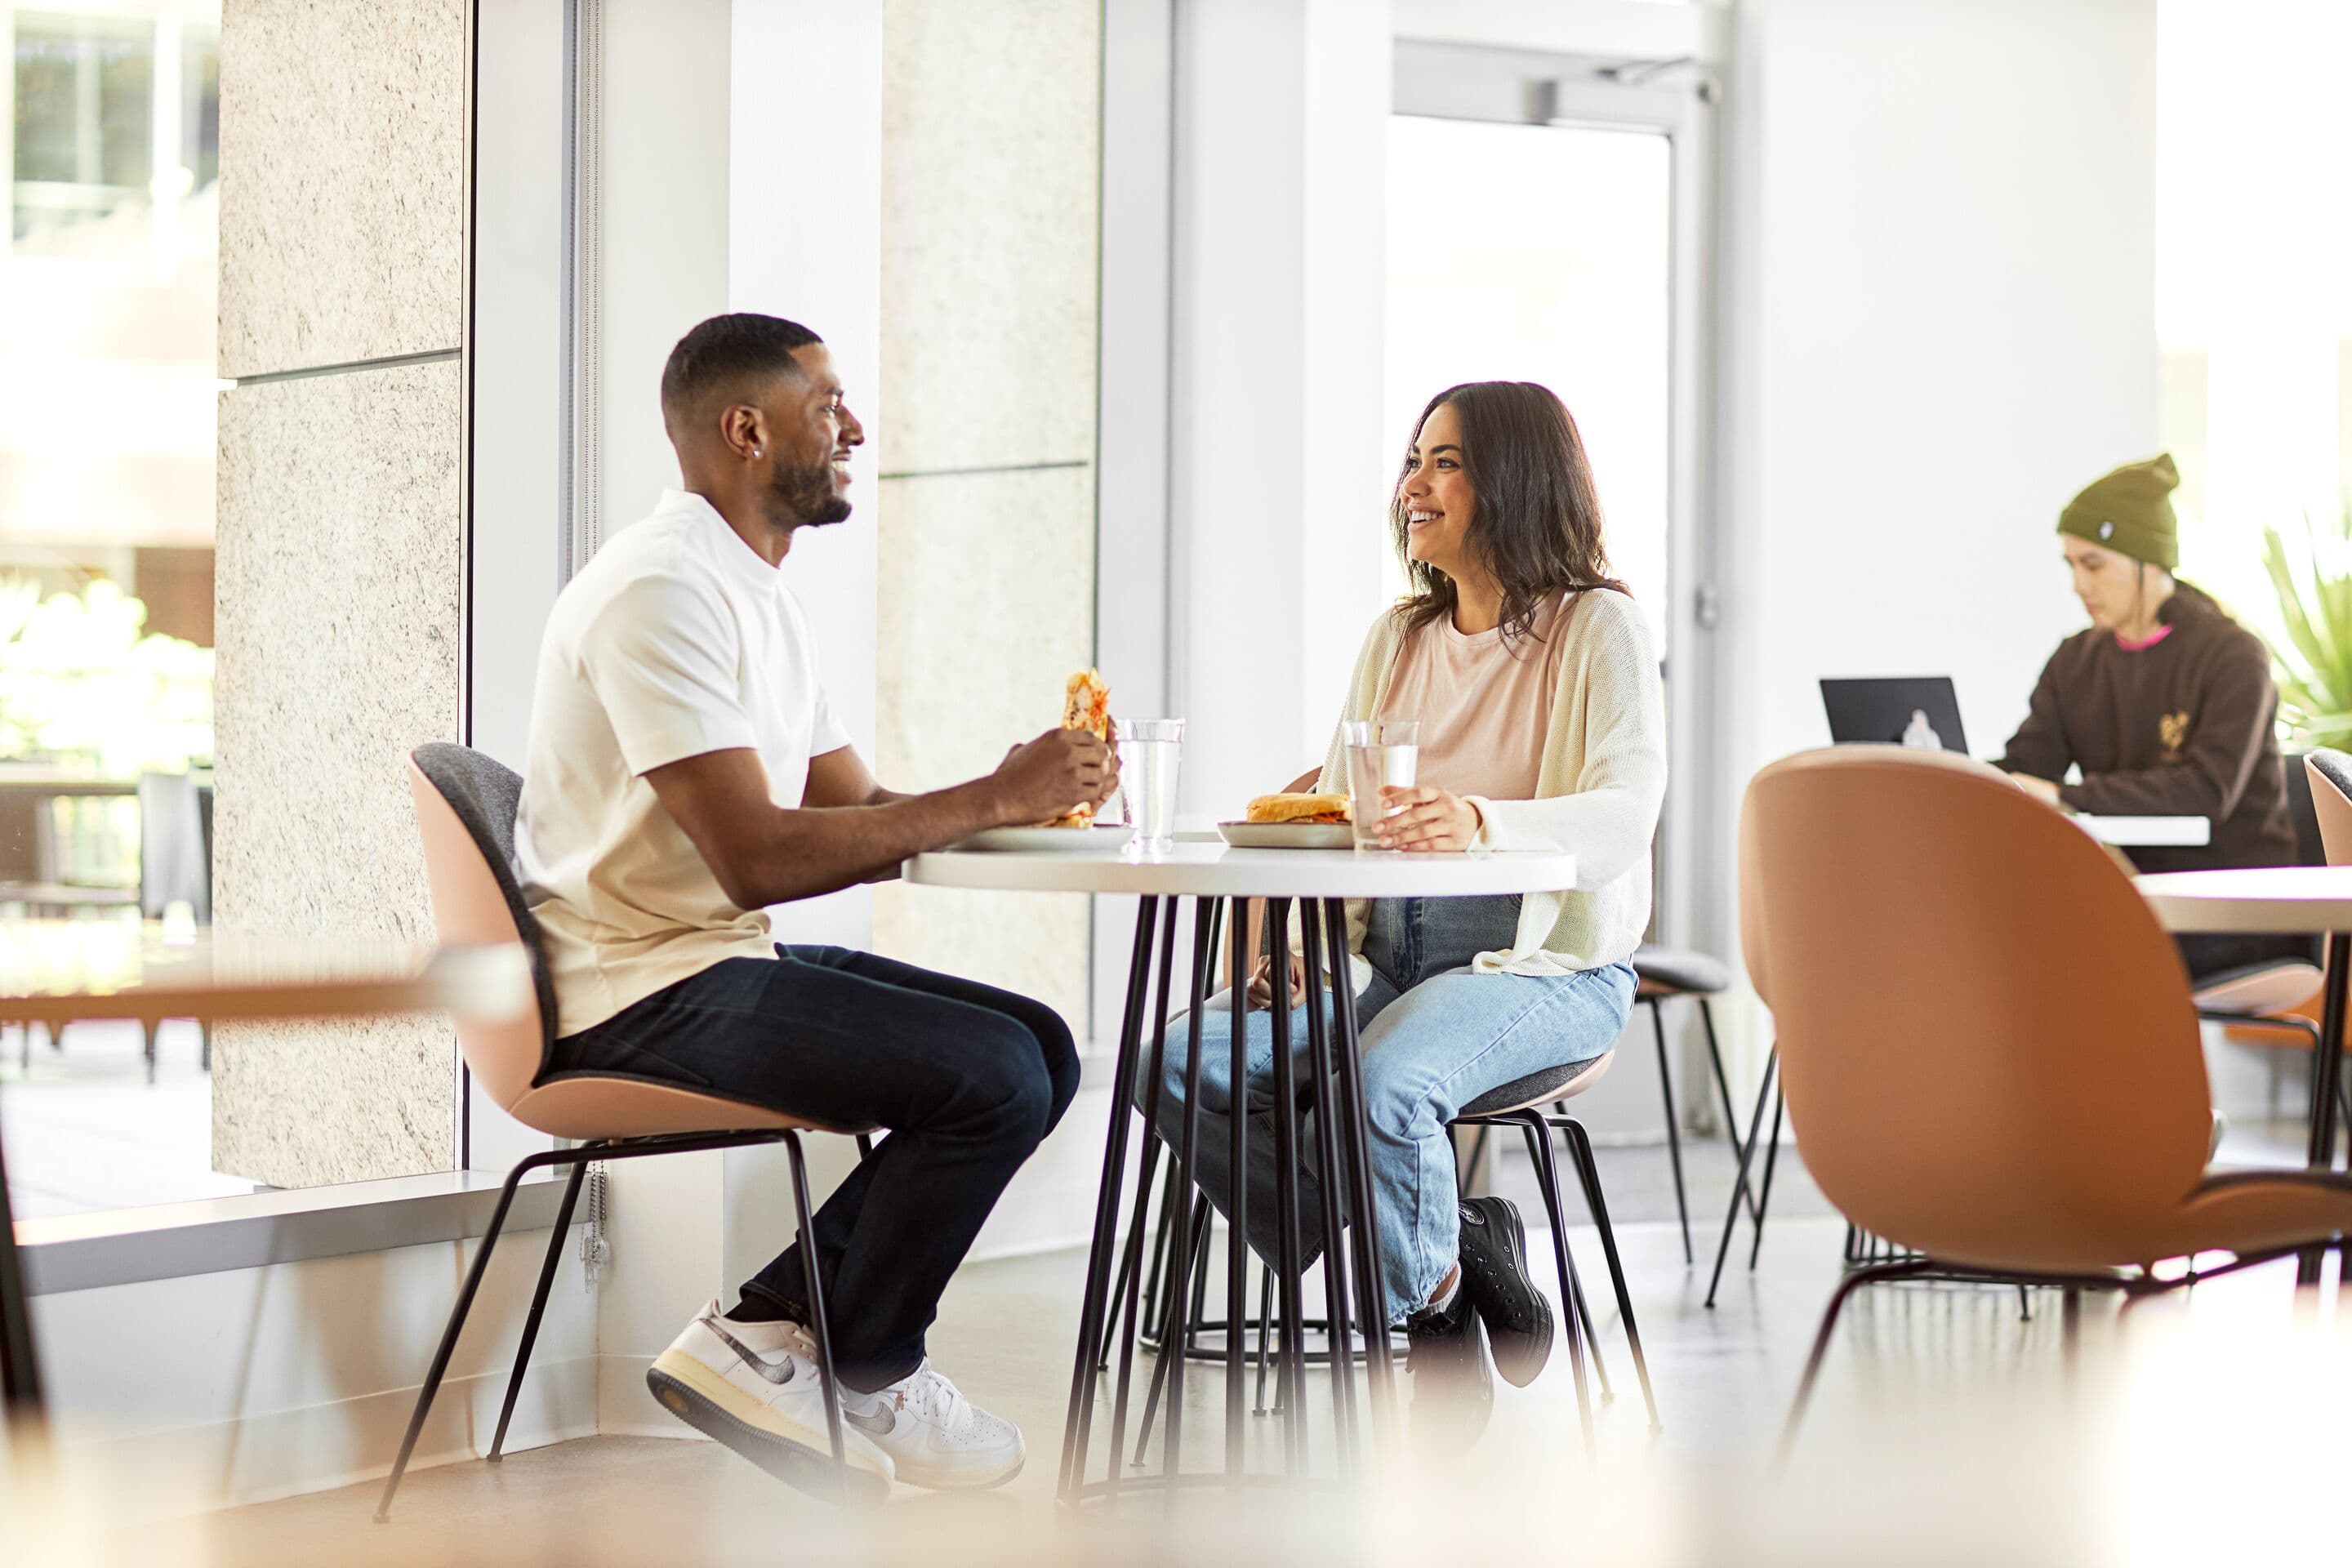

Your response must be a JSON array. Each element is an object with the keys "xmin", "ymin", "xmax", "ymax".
[
  {"xmin": 1403, "ymin": 1284, "xmax": 1494, "ymax": 1458},
  {"xmin": 1456, "ymin": 1196, "xmax": 1553, "ymax": 1388}
]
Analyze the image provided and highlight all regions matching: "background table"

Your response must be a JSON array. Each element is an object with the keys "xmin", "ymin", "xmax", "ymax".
[
  {"xmin": 2137, "ymin": 866, "xmax": 2352, "ymax": 1284},
  {"xmin": 2078, "ymin": 815, "xmax": 2209, "ymax": 848},
  {"xmin": 906, "ymin": 839, "xmax": 1577, "ymax": 1501},
  {"xmin": 0, "ymin": 926, "xmax": 532, "ymax": 1423}
]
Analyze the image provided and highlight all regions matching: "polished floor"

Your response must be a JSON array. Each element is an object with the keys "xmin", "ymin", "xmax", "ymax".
[{"xmin": 54, "ymin": 1114, "xmax": 2352, "ymax": 1568}]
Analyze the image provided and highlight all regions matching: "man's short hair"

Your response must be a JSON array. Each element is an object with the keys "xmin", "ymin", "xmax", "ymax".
[{"xmin": 660, "ymin": 313, "xmax": 823, "ymax": 428}]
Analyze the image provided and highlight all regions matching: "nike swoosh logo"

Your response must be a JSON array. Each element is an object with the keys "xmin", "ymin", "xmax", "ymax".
[
  {"xmin": 707, "ymin": 1321, "xmax": 797, "ymax": 1386},
  {"xmin": 842, "ymin": 1405, "xmax": 896, "ymax": 1437}
]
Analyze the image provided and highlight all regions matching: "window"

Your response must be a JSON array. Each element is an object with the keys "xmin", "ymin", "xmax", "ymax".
[
  {"xmin": 2157, "ymin": 0, "xmax": 2352, "ymax": 646},
  {"xmin": 1384, "ymin": 114, "xmax": 1675, "ymax": 648},
  {"xmin": 0, "ymin": 2, "xmax": 227, "ymax": 1218}
]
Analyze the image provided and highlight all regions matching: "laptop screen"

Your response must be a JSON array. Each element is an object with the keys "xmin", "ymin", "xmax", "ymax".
[{"xmin": 1820, "ymin": 677, "xmax": 1970, "ymax": 755}]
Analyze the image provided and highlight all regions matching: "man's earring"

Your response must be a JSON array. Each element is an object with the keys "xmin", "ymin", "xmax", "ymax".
[{"xmin": 751, "ymin": 448, "xmax": 762, "ymax": 458}]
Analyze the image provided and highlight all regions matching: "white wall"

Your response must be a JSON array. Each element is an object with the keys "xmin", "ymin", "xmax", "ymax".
[
  {"xmin": 1722, "ymin": 0, "xmax": 2159, "ymax": 799},
  {"xmin": 33, "ymin": 1219, "xmax": 595, "ymax": 1516},
  {"xmin": 1709, "ymin": 0, "xmax": 2160, "ymax": 1054}
]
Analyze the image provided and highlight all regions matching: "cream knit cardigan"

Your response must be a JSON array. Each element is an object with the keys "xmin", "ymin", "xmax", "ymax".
[{"xmin": 1311, "ymin": 588, "xmax": 1668, "ymax": 987}]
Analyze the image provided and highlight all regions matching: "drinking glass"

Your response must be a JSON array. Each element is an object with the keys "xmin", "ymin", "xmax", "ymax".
[
  {"xmin": 1116, "ymin": 719, "xmax": 1184, "ymax": 852},
  {"xmin": 1342, "ymin": 719, "xmax": 1419, "ymax": 853}
]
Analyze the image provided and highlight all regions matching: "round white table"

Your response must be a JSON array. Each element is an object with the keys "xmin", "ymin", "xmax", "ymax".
[
  {"xmin": 2136, "ymin": 866, "xmax": 2352, "ymax": 1284},
  {"xmin": 903, "ymin": 839, "xmax": 1579, "ymax": 1503}
]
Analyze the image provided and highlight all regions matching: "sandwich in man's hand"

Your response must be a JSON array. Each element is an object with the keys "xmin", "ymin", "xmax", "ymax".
[
  {"xmin": 1047, "ymin": 670, "xmax": 1115, "ymax": 827},
  {"xmin": 1245, "ymin": 791, "xmax": 1351, "ymax": 826}
]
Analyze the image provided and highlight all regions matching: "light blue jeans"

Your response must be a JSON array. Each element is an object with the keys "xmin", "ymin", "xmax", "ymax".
[{"xmin": 1140, "ymin": 895, "xmax": 1636, "ymax": 1325}]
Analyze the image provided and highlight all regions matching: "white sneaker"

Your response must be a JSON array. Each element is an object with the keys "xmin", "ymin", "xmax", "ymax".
[
  {"xmin": 647, "ymin": 1300, "xmax": 893, "ymax": 1502},
  {"xmin": 839, "ymin": 1359, "xmax": 1024, "ymax": 1490}
]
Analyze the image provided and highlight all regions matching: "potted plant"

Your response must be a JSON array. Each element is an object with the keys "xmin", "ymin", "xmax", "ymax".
[{"xmin": 2263, "ymin": 505, "xmax": 2352, "ymax": 747}]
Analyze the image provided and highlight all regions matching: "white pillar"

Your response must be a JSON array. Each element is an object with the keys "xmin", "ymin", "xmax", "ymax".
[{"xmin": 1169, "ymin": 0, "xmax": 1391, "ymax": 812}]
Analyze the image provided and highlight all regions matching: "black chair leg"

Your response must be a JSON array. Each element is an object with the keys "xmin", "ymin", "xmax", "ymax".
[
  {"xmin": 199, "ymin": 1021, "xmax": 211, "ymax": 1073},
  {"xmin": 143, "ymin": 1020, "xmax": 158, "ymax": 1085},
  {"xmin": 784, "ymin": 1133, "xmax": 851, "ymax": 1491},
  {"xmin": 1748, "ymin": 1085, "xmax": 1788, "ymax": 1270},
  {"xmin": 487, "ymin": 1157, "xmax": 592, "ymax": 1462},
  {"xmin": 1695, "ymin": 1000, "xmax": 1762, "ymax": 1225},
  {"xmin": 1559, "ymin": 1117, "xmax": 1659, "ymax": 1429},
  {"xmin": 1647, "ymin": 999, "xmax": 1692, "ymax": 1264},
  {"xmin": 1706, "ymin": 1047, "xmax": 1779, "ymax": 1309},
  {"xmin": 376, "ymin": 1153, "xmax": 543, "ymax": 1521},
  {"xmin": 1511, "ymin": 1114, "xmax": 1593, "ymax": 1447},
  {"xmin": 1777, "ymin": 1258, "xmax": 1932, "ymax": 1467}
]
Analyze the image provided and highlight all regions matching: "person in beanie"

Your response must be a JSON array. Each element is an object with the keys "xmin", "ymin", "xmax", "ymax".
[{"xmin": 1998, "ymin": 452, "xmax": 2311, "ymax": 982}]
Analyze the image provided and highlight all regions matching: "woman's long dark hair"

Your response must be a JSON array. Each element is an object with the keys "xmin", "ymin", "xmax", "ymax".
[{"xmin": 1392, "ymin": 381, "xmax": 1625, "ymax": 648}]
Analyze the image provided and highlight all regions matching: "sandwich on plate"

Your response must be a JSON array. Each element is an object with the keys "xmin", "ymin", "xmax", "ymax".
[{"xmin": 1244, "ymin": 792, "xmax": 1351, "ymax": 826}]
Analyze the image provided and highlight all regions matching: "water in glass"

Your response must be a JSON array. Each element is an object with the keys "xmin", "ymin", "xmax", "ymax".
[
  {"xmin": 1116, "ymin": 719, "xmax": 1183, "ymax": 851},
  {"xmin": 1342, "ymin": 719, "xmax": 1419, "ymax": 852}
]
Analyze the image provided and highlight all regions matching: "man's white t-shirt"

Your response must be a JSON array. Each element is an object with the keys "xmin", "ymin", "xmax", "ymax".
[{"xmin": 515, "ymin": 488, "xmax": 849, "ymax": 1036}]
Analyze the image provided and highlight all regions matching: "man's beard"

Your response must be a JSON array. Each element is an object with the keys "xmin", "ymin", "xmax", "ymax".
[{"xmin": 760, "ymin": 459, "xmax": 853, "ymax": 534}]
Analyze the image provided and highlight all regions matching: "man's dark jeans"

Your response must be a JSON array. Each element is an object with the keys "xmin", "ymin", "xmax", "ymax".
[{"xmin": 550, "ymin": 944, "xmax": 1080, "ymax": 1389}]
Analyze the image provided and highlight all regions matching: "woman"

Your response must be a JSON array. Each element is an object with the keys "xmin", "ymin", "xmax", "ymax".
[
  {"xmin": 1143, "ymin": 381, "xmax": 1666, "ymax": 1446},
  {"xmin": 1997, "ymin": 452, "xmax": 2309, "ymax": 982}
]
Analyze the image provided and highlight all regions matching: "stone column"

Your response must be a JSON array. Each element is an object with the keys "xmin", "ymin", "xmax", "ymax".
[{"xmin": 211, "ymin": 0, "xmax": 467, "ymax": 1185}]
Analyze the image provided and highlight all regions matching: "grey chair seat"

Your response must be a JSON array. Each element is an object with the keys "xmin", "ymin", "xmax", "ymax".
[
  {"xmin": 1633, "ymin": 943, "xmax": 1732, "ymax": 996},
  {"xmin": 1459, "ymin": 1050, "xmax": 1613, "ymax": 1118}
]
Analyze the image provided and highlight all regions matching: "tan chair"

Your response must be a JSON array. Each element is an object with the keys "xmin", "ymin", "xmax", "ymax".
[
  {"xmin": 377, "ymin": 744, "xmax": 874, "ymax": 1517},
  {"xmin": 1748, "ymin": 746, "xmax": 2352, "ymax": 1453}
]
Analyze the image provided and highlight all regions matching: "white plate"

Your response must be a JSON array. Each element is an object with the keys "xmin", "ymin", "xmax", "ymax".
[
  {"xmin": 1216, "ymin": 821, "xmax": 1356, "ymax": 850},
  {"xmin": 953, "ymin": 825, "xmax": 1130, "ymax": 853}
]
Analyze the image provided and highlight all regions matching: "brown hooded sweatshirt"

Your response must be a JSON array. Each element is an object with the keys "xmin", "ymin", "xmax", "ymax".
[{"xmin": 1996, "ymin": 581, "xmax": 2295, "ymax": 876}]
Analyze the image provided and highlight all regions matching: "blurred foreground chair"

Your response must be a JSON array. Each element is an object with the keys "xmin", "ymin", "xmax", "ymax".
[
  {"xmin": 379, "ymin": 744, "xmax": 875, "ymax": 1518},
  {"xmin": 1748, "ymin": 746, "xmax": 2352, "ymax": 1457}
]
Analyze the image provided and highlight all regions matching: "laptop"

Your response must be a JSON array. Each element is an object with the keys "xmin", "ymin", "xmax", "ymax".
[{"xmin": 1820, "ymin": 676, "xmax": 1970, "ymax": 755}]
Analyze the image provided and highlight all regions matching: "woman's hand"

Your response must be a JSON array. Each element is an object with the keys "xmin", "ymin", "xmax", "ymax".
[
  {"xmin": 1375, "ymin": 784, "xmax": 1483, "ymax": 853},
  {"xmin": 1247, "ymin": 951, "xmax": 1308, "ymax": 1009}
]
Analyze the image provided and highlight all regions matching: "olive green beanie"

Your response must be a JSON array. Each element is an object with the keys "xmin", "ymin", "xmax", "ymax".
[{"xmin": 2056, "ymin": 452, "xmax": 2180, "ymax": 571}]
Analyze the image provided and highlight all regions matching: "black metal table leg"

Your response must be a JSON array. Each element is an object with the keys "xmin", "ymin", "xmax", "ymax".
[
  {"xmin": 2299, "ymin": 930, "xmax": 2350, "ymax": 1285},
  {"xmin": 1105, "ymin": 899, "xmax": 1181, "ymax": 1503},
  {"xmin": 1157, "ymin": 898, "xmax": 1220, "ymax": 1480},
  {"xmin": 1225, "ymin": 896, "xmax": 1251, "ymax": 1481},
  {"xmin": 1058, "ymin": 897, "xmax": 1160, "ymax": 1501},
  {"xmin": 0, "ymin": 1111, "xmax": 40, "ymax": 1419},
  {"xmin": 1263, "ymin": 898, "xmax": 1309, "ymax": 1474},
  {"xmin": 1320, "ymin": 898, "xmax": 1399, "ymax": 1432},
  {"xmin": 1298, "ymin": 902, "xmax": 1361, "ymax": 1475}
]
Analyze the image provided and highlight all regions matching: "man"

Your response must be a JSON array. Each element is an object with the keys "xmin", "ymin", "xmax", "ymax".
[
  {"xmin": 1997, "ymin": 452, "xmax": 2310, "ymax": 982},
  {"xmin": 514, "ymin": 312, "xmax": 1114, "ymax": 1499}
]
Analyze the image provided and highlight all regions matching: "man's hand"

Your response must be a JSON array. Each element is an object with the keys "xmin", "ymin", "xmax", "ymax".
[
  {"xmin": 987, "ymin": 728, "xmax": 1116, "ymax": 826},
  {"xmin": 2011, "ymin": 773, "xmax": 2064, "ymax": 808},
  {"xmin": 1375, "ymin": 784, "xmax": 1483, "ymax": 853}
]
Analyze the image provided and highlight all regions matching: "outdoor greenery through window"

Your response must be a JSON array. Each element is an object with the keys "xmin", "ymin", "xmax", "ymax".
[{"xmin": 0, "ymin": 0, "xmax": 229, "ymax": 1216}]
